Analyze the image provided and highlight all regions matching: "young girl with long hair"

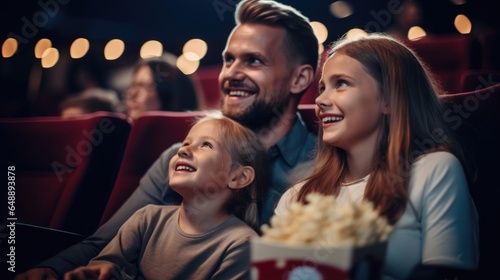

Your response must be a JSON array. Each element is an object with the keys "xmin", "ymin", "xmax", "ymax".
[{"xmin": 275, "ymin": 34, "xmax": 479, "ymax": 279}]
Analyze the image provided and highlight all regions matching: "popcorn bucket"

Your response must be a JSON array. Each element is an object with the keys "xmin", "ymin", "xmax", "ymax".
[{"xmin": 251, "ymin": 238, "xmax": 387, "ymax": 280}]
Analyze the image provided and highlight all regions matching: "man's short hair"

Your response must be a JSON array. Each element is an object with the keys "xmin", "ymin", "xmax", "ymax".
[{"xmin": 235, "ymin": 0, "xmax": 319, "ymax": 72}]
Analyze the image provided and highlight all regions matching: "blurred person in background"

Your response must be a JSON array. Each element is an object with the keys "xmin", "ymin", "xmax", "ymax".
[
  {"xmin": 386, "ymin": 0, "xmax": 423, "ymax": 39},
  {"xmin": 59, "ymin": 88, "xmax": 122, "ymax": 118},
  {"xmin": 125, "ymin": 53, "xmax": 199, "ymax": 121}
]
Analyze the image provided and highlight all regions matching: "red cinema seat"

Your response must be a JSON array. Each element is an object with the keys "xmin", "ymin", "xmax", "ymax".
[
  {"xmin": 99, "ymin": 111, "xmax": 205, "ymax": 225},
  {"xmin": 458, "ymin": 69, "xmax": 500, "ymax": 92},
  {"xmin": 403, "ymin": 35, "xmax": 474, "ymax": 94},
  {"xmin": 440, "ymin": 83, "xmax": 500, "ymax": 278},
  {"xmin": 192, "ymin": 65, "xmax": 222, "ymax": 110},
  {"xmin": 300, "ymin": 48, "xmax": 328, "ymax": 105},
  {"xmin": 300, "ymin": 76, "xmax": 320, "ymax": 105},
  {"xmin": 298, "ymin": 104, "xmax": 318, "ymax": 134},
  {"xmin": 0, "ymin": 112, "xmax": 131, "ymax": 235}
]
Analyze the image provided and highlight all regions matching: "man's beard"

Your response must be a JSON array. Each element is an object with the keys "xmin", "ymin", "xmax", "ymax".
[
  {"xmin": 233, "ymin": 100, "xmax": 288, "ymax": 130},
  {"xmin": 224, "ymin": 92, "xmax": 290, "ymax": 132}
]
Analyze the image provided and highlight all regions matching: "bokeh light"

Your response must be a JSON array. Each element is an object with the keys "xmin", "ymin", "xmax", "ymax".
[
  {"xmin": 140, "ymin": 40, "xmax": 163, "ymax": 58},
  {"xmin": 310, "ymin": 21, "xmax": 328, "ymax": 44},
  {"xmin": 176, "ymin": 53, "xmax": 200, "ymax": 75},
  {"xmin": 70, "ymin": 38, "xmax": 90, "ymax": 59},
  {"xmin": 454, "ymin": 14, "xmax": 472, "ymax": 34},
  {"xmin": 408, "ymin": 26, "xmax": 427, "ymax": 41},
  {"xmin": 34, "ymin": 38, "xmax": 52, "ymax": 59},
  {"xmin": 345, "ymin": 28, "xmax": 368, "ymax": 40},
  {"xmin": 104, "ymin": 39, "xmax": 125, "ymax": 60},
  {"xmin": 330, "ymin": 1, "xmax": 353, "ymax": 18},
  {"xmin": 318, "ymin": 43, "xmax": 324, "ymax": 55},
  {"xmin": 183, "ymin": 38, "xmax": 208, "ymax": 61},
  {"xmin": 41, "ymin": 47, "xmax": 59, "ymax": 68},
  {"xmin": 2, "ymin": 38, "xmax": 18, "ymax": 58}
]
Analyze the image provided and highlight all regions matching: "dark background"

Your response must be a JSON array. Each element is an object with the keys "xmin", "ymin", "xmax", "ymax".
[
  {"xmin": 2, "ymin": 0, "xmax": 499, "ymax": 66},
  {"xmin": 1, "ymin": 0, "xmax": 499, "ymax": 117}
]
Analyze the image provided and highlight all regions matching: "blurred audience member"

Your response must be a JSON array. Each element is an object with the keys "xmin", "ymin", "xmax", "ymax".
[
  {"xmin": 67, "ymin": 52, "xmax": 109, "ymax": 94},
  {"xmin": 60, "ymin": 88, "xmax": 121, "ymax": 119},
  {"xmin": 125, "ymin": 53, "xmax": 199, "ymax": 121},
  {"xmin": 386, "ymin": 0, "xmax": 422, "ymax": 39}
]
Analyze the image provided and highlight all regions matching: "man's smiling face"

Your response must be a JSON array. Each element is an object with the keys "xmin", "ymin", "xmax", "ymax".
[{"xmin": 219, "ymin": 23, "xmax": 293, "ymax": 129}]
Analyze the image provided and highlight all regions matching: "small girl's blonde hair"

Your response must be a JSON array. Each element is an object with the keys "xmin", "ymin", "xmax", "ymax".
[{"xmin": 195, "ymin": 113, "xmax": 270, "ymax": 232}]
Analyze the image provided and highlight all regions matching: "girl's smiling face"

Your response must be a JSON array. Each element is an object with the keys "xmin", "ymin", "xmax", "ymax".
[
  {"xmin": 169, "ymin": 120, "xmax": 233, "ymax": 197},
  {"xmin": 315, "ymin": 53, "xmax": 387, "ymax": 153}
]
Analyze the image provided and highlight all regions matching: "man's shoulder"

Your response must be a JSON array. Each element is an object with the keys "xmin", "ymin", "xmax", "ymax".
[
  {"xmin": 161, "ymin": 142, "xmax": 182, "ymax": 155},
  {"xmin": 283, "ymin": 116, "xmax": 317, "ymax": 150},
  {"xmin": 302, "ymin": 131, "xmax": 317, "ymax": 152},
  {"xmin": 155, "ymin": 142, "xmax": 182, "ymax": 163},
  {"xmin": 285, "ymin": 121, "xmax": 317, "ymax": 160}
]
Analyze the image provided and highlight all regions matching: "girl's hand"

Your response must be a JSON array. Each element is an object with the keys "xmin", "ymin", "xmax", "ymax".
[{"xmin": 63, "ymin": 262, "xmax": 115, "ymax": 280}]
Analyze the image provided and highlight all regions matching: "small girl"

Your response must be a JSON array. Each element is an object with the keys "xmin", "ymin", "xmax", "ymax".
[
  {"xmin": 64, "ymin": 114, "xmax": 269, "ymax": 280},
  {"xmin": 275, "ymin": 34, "xmax": 479, "ymax": 280}
]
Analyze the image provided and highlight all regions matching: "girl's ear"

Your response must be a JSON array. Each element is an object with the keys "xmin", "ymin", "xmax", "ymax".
[{"xmin": 228, "ymin": 166, "xmax": 255, "ymax": 190}]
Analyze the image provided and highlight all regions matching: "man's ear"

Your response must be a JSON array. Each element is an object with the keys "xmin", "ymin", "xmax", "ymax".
[
  {"xmin": 228, "ymin": 166, "xmax": 255, "ymax": 190},
  {"xmin": 290, "ymin": 64, "xmax": 315, "ymax": 95}
]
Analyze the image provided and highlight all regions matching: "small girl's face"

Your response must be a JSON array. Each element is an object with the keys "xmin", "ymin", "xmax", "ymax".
[
  {"xmin": 169, "ymin": 120, "xmax": 233, "ymax": 197},
  {"xmin": 315, "ymin": 53, "xmax": 386, "ymax": 152}
]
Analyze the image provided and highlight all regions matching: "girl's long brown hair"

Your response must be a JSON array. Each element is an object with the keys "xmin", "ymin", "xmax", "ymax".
[{"xmin": 296, "ymin": 34, "xmax": 471, "ymax": 224}]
